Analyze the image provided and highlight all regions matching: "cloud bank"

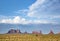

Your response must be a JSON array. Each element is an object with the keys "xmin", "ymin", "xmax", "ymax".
[
  {"xmin": 28, "ymin": 0, "xmax": 60, "ymax": 18},
  {"xmin": 0, "ymin": 16, "xmax": 58, "ymax": 24},
  {"xmin": 0, "ymin": 16, "xmax": 29, "ymax": 24},
  {"xmin": 0, "ymin": 0, "xmax": 60, "ymax": 24}
]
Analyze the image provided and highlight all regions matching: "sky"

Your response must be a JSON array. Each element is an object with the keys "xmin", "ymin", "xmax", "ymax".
[{"xmin": 0, "ymin": 0, "xmax": 60, "ymax": 34}]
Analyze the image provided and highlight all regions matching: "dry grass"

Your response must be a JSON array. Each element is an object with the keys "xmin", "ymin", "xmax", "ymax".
[{"xmin": 0, "ymin": 34, "xmax": 60, "ymax": 41}]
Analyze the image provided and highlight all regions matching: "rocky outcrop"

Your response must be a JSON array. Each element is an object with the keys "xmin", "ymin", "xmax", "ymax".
[
  {"xmin": 49, "ymin": 30, "xmax": 54, "ymax": 34},
  {"xmin": 7, "ymin": 29, "xmax": 21, "ymax": 34}
]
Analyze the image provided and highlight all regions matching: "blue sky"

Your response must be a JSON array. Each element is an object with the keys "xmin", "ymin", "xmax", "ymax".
[
  {"xmin": 0, "ymin": 0, "xmax": 60, "ymax": 34},
  {"xmin": 0, "ymin": 0, "xmax": 35, "ymax": 16}
]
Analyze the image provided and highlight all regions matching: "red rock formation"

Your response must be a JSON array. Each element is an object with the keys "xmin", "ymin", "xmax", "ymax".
[
  {"xmin": 32, "ymin": 31, "xmax": 40, "ymax": 34},
  {"xmin": 49, "ymin": 30, "xmax": 54, "ymax": 34},
  {"xmin": 15, "ymin": 29, "xmax": 21, "ymax": 33},
  {"xmin": 7, "ymin": 29, "xmax": 21, "ymax": 34}
]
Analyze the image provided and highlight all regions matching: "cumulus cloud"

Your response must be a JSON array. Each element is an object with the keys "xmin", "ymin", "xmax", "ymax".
[{"xmin": 0, "ymin": 16, "xmax": 28, "ymax": 24}]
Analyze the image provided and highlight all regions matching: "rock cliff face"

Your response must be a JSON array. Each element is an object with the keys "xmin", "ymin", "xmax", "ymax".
[{"xmin": 7, "ymin": 29, "xmax": 21, "ymax": 34}]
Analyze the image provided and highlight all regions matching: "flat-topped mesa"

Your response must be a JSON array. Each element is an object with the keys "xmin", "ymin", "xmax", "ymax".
[
  {"xmin": 7, "ymin": 29, "xmax": 21, "ymax": 34},
  {"xmin": 32, "ymin": 31, "xmax": 39, "ymax": 34},
  {"xmin": 32, "ymin": 30, "xmax": 42, "ymax": 34}
]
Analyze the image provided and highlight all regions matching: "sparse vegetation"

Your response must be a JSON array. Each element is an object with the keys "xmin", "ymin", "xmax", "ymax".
[{"xmin": 0, "ymin": 34, "xmax": 60, "ymax": 41}]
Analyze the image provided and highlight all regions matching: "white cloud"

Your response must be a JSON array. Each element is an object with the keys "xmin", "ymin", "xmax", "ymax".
[
  {"xmin": 27, "ymin": 0, "xmax": 60, "ymax": 18},
  {"xmin": 30, "ymin": 20, "xmax": 58, "ymax": 24},
  {"xmin": 28, "ymin": 0, "xmax": 45, "ymax": 17},
  {"xmin": 0, "ymin": 16, "xmax": 29, "ymax": 24},
  {"xmin": 29, "ymin": 0, "xmax": 45, "ymax": 11},
  {"xmin": 15, "ymin": 9, "xmax": 28, "ymax": 14},
  {"xmin": 13, "ymin": 16, "xmax": 21, "ymax": 23},
  {"xmin": 0, "ymin": 16, "xmax": 58, "ymax": 24},
  {"xmin": 51, "ymin": 15, "xmax": 60, "ymax": 19},
  {"xmin": 26, "ymin": 0, "xmax": 60, "ymax": 24},
  {"xmin": 0, "ymin": 0, "xmax": 60, "ymax": 24}
]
